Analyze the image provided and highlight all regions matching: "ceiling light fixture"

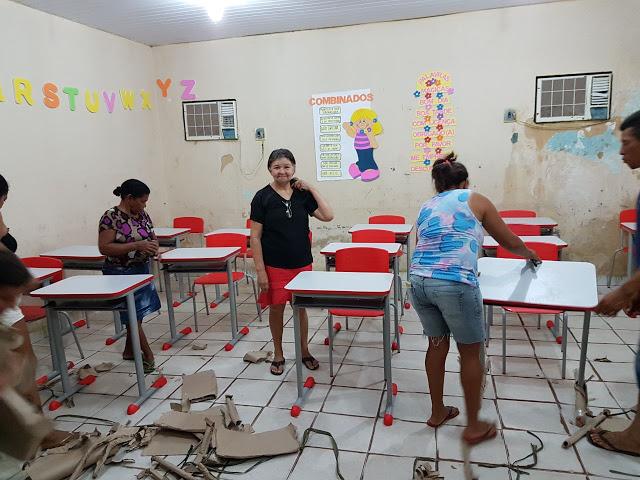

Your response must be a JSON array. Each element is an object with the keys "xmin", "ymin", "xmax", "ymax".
[{"xmin": 189, "ymin": 0, "xmax": 246, "ymax": 23}]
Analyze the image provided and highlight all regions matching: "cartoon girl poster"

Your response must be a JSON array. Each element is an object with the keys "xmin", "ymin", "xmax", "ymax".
[{"xmin": 342, "ymin": 108, "xmax": 383, "ymax": 182}]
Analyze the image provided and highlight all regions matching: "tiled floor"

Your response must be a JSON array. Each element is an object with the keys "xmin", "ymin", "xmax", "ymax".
[{"xmin": 29, "ymin": 280, "xmax": 638, "ymax": 480}]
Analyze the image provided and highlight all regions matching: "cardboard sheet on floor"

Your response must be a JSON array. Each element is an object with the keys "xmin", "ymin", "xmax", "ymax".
[
  {"xmin": 155, "ymin": 406, "xmax": 225, "ymax": 433},
  {"xmin": 243, "ymin": 350, "xmax": 273, "ymax": 363},
  {"xmin": 182, "ymin": 370, "xmax": 218, "ymax": 404},
  {"xmin": 26, "ymin": 437, "xmax": 107, "ymax": 480},
  {"xmin": 0, "ymin": 388, "xmax": 52, "ymax": 460},
  {"xmin": 143, "ymin": 431, "xmax": 200, "ymax": 456},
  {"xmin": 215, "ymin": 424, "xmax": 299, "ymax": 459}
]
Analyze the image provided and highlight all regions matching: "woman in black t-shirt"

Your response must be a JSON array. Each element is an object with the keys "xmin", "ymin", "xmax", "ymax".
[{"xmin": 250, "ymin": 149, "xmax": 334, "ymax": 375}]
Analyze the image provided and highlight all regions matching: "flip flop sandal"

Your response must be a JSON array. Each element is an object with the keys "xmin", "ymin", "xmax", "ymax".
[
  {"xmin": 587, "ymin": 429, "xmax": 640, "ymax": 457},
  {"xmin": 143, "ymin": 359, "xmax": 155, "ymax": 374},
  {"xmin": 462, "ymin": 423, "xmax": 498, "ymax": 446},
  {"xmin": 302, "ymin": 355, "xmax": 319, "ymax": 370},
  {"xmin": 270, "ymin": 359, "xmax": 286, "ymax": 376},
  {"xmin": 427, "ymin": 406, "xmax": 460, "ymax": 428}
]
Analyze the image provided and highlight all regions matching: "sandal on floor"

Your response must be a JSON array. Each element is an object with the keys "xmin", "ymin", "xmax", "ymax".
[
  {"xmin": 302, "ymin": 355, "xmax": 319, "ymax": 371},
  {"xmin": 427, "ymin": 406, "xmax": 460, "ymax": 428},
  {"xmin": 462, "ymin": 423, "xmax": 497, "ymax": 446},
  {"xmin": 587, "ymin": 429, "xmax": 640, "ymax": 458},
  {"xmin": 143, "ymin": 359, "xmax": 155, "ymax": 374},
  {"xmin": 270, "ymin": 359, "xmax": 285, "ymax": 376}
]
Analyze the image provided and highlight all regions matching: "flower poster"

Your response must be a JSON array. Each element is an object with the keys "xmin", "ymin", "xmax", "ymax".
[{"xmin": 410, "ymin": 71, "xmax": 456, "ymax": 172}]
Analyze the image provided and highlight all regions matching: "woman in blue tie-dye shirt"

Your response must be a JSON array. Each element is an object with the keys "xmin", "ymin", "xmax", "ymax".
[{"xmin": 410, "ymin": 152, "xmax": 539, "ymax": 447}]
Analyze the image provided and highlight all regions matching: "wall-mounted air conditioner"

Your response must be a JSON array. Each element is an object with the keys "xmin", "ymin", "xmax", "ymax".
[{"xmin": 183, "ymin": 99, "xmax": 238, "ymax": 140}]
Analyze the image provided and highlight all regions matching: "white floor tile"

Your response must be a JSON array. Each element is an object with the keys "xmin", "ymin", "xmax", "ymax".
[
  {"xmin": 156, "ymin": 354, "xmax": 211, "ymax": 375},
  {"xmin": 220, "ymin": 378, "xmax": 280, "ymax": 406},
  {"xmin": 252, "ymin": 406, "xmax": 316, "ymax": 438},
  {"xmin": 269, "ymin": 382, "xmax": 331, "ymax": 412},
  {"xmin": 503, "ymin": 429, "xmax": 583, "ymax": 473},
  {"xmin": 289, "ymin": 447, "xmax": 366, "ymax": 480},
  {"xmin": 436, "ymin": 424, "xmax": 508, "ymax": 464},
  {"xmin": 307, "ymin": 412, "xmax": 375, "ymax": 452},
  {"xmin": 550, "ymin": 379, "xmax": 620, "ymax": 408},
  {"xmin": 490, "ymin": 355, "xmax": 543, "ymax": 378},
  {"xmin": 202, "ymin": 356, "xmax": 249, "ymax": 378},
  {"xmin": 322, "ymin": 386, "xmax": 382, "ymax": 417},
  {"xmin": 493, "ymin": 376, "xmax": 555, "ymax": 402},
  {"xmin": 576, "ymin": 436, "xmax": 640, "ymax": 478},
  {"xmin": 361, "ymin": 454, "xmax": 414, "ymax": 480},
  {"xmin": 496, "ymin": 399, "xmax": 566, "ymax": 434},
  {"xmin": 592, "ymin": 361, "xmax": 637, "ymax": 383},
  {"xmin": 369, "ymin": 418, "xmax": 437, "ymax": 457}
]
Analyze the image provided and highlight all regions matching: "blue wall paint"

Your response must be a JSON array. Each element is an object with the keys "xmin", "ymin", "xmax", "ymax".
[{"xmin": 544, "ymin": 127, "xmax": 621, "ymax": 173}]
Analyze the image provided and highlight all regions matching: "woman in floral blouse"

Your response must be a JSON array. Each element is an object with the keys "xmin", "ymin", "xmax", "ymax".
[{"xmin": 98, "ymin": 179, "xmax": 161, "ymax": 373}]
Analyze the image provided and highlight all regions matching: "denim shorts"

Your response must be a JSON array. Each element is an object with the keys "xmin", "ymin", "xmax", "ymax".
[
  {"xmin": 636, "ymin": 343, "xmax": 639, "ymax": 388},
  {"xmin": 410, "ymin": 275, "xmax": 485, "ymax": 344}
]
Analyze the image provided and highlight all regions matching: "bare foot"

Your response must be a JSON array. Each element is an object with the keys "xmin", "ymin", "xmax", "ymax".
[
  {"xmin": 41, "ymin": 429, "xmax": 79, "ymax": 450},
  {"xmin": 589, "ymin": 429, "xmax": 640, "ymax": 456},
  {"xmin": 463, "ymin": 421, "xmax": 497, "ymax": 445}
]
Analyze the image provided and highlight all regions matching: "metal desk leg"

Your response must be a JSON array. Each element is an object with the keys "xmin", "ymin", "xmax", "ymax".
[
  {"xmin": 382, "ymin": 295, "xmax": 397, "ymax": 426},
  {"xmin": 405, "ymin": 236, "xmax": 411, "ymax": 282},
  {"xmin": 575, "ymin": 311, "xmax": 591, "ymax": 420},
  {"xmin": 325, "ymin": 256, "xmax": 331, "ymax": 272},
  {"xmin": 392, "ymin": 256, "xmax": 400, "ymax": 351},
  {"xmin": 125, "ymin": 292, "xmax": 166, "ymax": 414},
  {"xmin": 224, "ymin": 258, "xmax": 249, "ymax": 351},
  {"xmin": 291, "ymin": 299, "xmax": 315, "ymax": 417},
  {"xmin": 161, "ymin": 267, "xmax": 192, "ymax": 350},
  {"xmin": 47, "ymin": 308, "xmax": 94, "ymax": 411},
  {"xmin": 627, "ymin": 231, "xmax": 635, "ymax": 278},
  {"xmin": 105, "ymin": 311, "xmax": 126, "ymax": 346}
]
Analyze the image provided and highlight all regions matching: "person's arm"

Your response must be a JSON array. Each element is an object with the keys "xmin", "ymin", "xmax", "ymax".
[
  {"xmin": 98, "ymin": 229, "xmax": 156, "ymax": 257},
  {"xmin": 0, "ymin": 211, "xmax": 8, "ymax": 239},
  {"xmin": 342, "ymin": 122, "xmax": 356, "ymax": 138},
  {"xmin": 249, "ymin": 221, "xmax": 269, "ymax": 292},
  {"xmin": 469, "ymin": 192, "xmax": 539, "ymax": 260},
  {"xmin": 596, "ymin": 270, "xmax": 640, "ymax": 316},
  {"xmin": 291, "ymin": 180, "xmax": 334, "ymax": 222},
  {"xmin": 366, "ymin": 130, "xmax": 379, "ymax": 149}
]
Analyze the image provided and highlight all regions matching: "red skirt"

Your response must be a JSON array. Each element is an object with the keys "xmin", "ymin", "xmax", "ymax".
[{"xmin": 258, "ymin": 264, "xmax": 312, "ymax": 308}]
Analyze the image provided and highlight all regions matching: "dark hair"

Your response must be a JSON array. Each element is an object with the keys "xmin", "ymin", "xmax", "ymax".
[
  {"xmin": 267, "ymin": 149, "xmax": 296, "ymax": 169},
  {"xmin": 113, "ymin": 179, "xmax": 150, "ymax": 199},
  {"xmin": 431, "ymin": 152, "xmax": 469, "ymax": 193},
  {"xmin": 621, "ymin": 110, "xmax": 640, "ymax": 141},
  {"xmin": 0, "ymin": 251, "xmax": 32, "ymax": 287},
  {"xmin": 0, "ymin": 174, "xmax": 8, "ymax": 198}
]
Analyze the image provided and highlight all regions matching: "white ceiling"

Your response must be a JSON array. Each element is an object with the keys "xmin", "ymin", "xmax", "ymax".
[{"xmin": 13, "ymin": 0, "xmax": 567, "ymax": 47}]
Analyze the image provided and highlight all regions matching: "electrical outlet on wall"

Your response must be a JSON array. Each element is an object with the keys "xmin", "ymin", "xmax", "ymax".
[
  {"xmin": 255, "ymin": 128, "xmax": 265, "ymax": 140},
  {"xmin": 504, "ymin": 109, "xmax": 517, "ymax": 123}
]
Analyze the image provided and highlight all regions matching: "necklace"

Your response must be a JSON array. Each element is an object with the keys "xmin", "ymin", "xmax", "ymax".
[{"xmin": 282, "ymin": 200, "xmax": 292, "ymax": 219}]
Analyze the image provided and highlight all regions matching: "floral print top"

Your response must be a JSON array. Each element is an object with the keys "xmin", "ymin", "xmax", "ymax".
[{"xmin": 98, "ymin": 206, "xmax": 156, "ymax": 267}]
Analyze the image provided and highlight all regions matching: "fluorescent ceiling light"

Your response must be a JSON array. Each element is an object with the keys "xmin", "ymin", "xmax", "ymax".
[{"xmin": 188, "ymin": 0, "xmax": 246, "ymax": 22}]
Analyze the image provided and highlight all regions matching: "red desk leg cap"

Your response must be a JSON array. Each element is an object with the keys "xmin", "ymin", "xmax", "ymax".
[
  {"xmin": 404, "ymin": 302, "xmax": 411, "ymax": 310},
  {"xmin": 67, "ymin": 361, "xmax": 75, "ymax": 369},
  {"xmin": 36, "ymin": 375, "xmax": 48, "ymax": 385},
  {"xmin": 304, "ymin": 376, "xmax": 315, "ymax": 389},
  {"xmin": 391, "ymin": 341, "xmax": 399, "ymax": 351},
  {"xmin": 555, "ymin": 336, "xmax": 563, "ymax": 345},
  {"xmin": 172, "ymin": 301, "xmax": 181, "ymax": 308},
  {"xmin": 105, "ymin": 337, "xmax": 116, "ymax": 346},
  {"xmin": 49, "ymin": 400, "xmax": 62, "ymax": 411},
  {"xmin": 162, "ymin": 342, "xmax": 172, "ymax": 351},
  {"xmin": 223, "ymin": 291, "xmax": 230, "ymax": 298},
  {"xmin": 73, "ymin": 319, "xmax": 87, "ymax": 328},
  {"xmin": 383, "ymin": 413, "xmax": 394, "ymax": 426},
  {"xmin": 240, "ymin": 326, "xmax": 250, "ymax": 335},
  {"xmin": 210, "ymin": 302, "xmax": 219, "ymax": 308},
  {"xmin": 392, "ymin": 383, "xmax": 398, "ymax": 396},
  {"xmin": 180, "ymin": 327, "xmax": 193, "ymax": 335},
  {"xmin": 224, "ymin": 343, "xmax": 234, "ymax": 351},
  {"xmin": 152, "ymin": 376, "xmax": 168, "ymax": 388},
  {"xmin": 546, "ymin": 320, "xmax": 555, "ymax": 329},
  {"xmin": 324, "ymin": 337, "xmax": 330, "ymax": 346},
  {"xmin": 127, "ymin": 404, "xmax": 140, "ymax": 415},
  {"xmin": 290, "ymin": 405, "xmax": 301, "ymax": 417},
  {"xmin": 399, "ymin": 326, "xmax": 405, "ymax": 334},
  {"xmin": 78, "ymin": 374, "xmax": 96, "ymax": 385}
]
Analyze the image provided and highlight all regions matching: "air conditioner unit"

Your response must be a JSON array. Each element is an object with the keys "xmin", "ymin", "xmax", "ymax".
[
  {"xmin": 183, "ymin": 99, "xmax": 238, "ymax": 141},
  {"xmin": 534, "ymin": 72, "xmax": 612, "ymax": 123}
]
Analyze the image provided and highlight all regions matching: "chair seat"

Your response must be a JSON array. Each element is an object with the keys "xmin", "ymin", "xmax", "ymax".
[
  {"xmin": 329, "ymin": 308, "xmax": 384, "ymax": 317},
  {"xmin": 503, "ymin": 306, "xmax": 563, "ymax": 315},
  {"xmin": 21, "ymin": 305, "xmax": 46, "ymax": 322},
  {"xmin": 194, "ymin": 271, "xmax": 244, "ymax": 285}
]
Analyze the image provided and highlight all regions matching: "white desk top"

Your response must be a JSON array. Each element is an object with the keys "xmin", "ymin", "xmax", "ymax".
[
  {"xmin": 320, "ymin": 242, "xmax": 402, "ymax": 256},
  {"xmin": 349, "ymin": 224, "xmax": 414, "ymax": 235},
  {"xmin": 205, "ymin": 228, "xmax": 251, "ymax": 237},
  {"xmin": 159, "ymin": 247, "xmax": 240, "ymax": 263},
  {"xmin": 154, "ymin": 227, "xmax": 191, "ymax": 238},
  {"xmin": 482, "ymin": 235, "xmax": 568, "ymax": 249},
  {"xmin": 477, "ymin": 257, "xmax": 597, "ymax": 311},
  {"xmin": 30, "ymin": 274, "xmax": 153, "ymax": 299},
  {"xmin": 503, "ymin": 217, "xmax": 558, "ymax": 227},
  {"xmin": 29, "ymin": 268, "xmax": 61, "ymax": 282},
  {"xmin": 40, "ymin": 245, "xmax": 104, "ymax": 260},
  {"xmin": 621, "ymin": 222, "xmax": 636, "ymax": 233},
  {"xmin": 285, "ymin": 271, "xmax": 394, "ymax": 296}
]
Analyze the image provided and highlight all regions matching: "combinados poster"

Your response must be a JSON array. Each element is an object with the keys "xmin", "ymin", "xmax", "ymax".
[
  {"xmin": 309, "ymin": 89, "xmax": 383, "ymax": 182},
  {"xmin": 410, "ymin": 71, "xmax": 456, "ymax": 172}
]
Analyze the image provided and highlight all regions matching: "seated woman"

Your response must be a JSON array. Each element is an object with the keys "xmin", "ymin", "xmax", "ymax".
[
  {"xmin": 250, "ymin": 149, "xmax": 334, "ymax": 375},
  {"xmin": 98, "ymin": 179, "xmax": 161, "ymax": 373},
  {"xmin": 410, "ymin": 153, "xmax": 539, "ymax": 446}
]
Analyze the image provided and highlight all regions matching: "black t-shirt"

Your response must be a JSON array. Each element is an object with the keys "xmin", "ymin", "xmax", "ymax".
[
  {"xmin": 1, "ymin": 233, "xmax": 17, "ymax": 253},
  {"xmin": 250, "ymin": 185, "xmax": 318, "ymax": 269}
]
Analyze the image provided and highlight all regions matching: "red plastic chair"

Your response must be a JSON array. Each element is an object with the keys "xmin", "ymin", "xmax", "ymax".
[
  {"xmin": 499, "ymin": 210, "xmax": 536, "ymax": 218},
  {"xmin": 191, "ymin": 233, "xmax": 262, "ymax": 329},
  {"xmin": 369, "ymin": 215, "xmax": 406, "ymax": 224},
  {"xmin": 508, "ymin": 224, "xmax": 542, "ymax": 236},
  {"xmin": 326, "ymin": 247, "xmax": 399, "ymax": 376},
  {"xmin": 351, "ymin": 229, "xmax": 396, "ymax": 243},
  {"xmin": 495, "ymin": 242, "xmax": 566, "ymax": 375},
  {"xmin": 607, "ymin": 209, "xmax": 636, "ymax": 287},
  {"xmin": 20, "ymin": 257, "xmax": 85, "ymax": 362}
]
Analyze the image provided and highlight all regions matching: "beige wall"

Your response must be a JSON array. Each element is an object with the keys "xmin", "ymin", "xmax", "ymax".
[
  {"xmin": 153, "ymin": 0, "xmax": 640, "ymax": 273},
  {"xmin": 0, "ymin": 1, "xmax": 168, "ymax": 257}
]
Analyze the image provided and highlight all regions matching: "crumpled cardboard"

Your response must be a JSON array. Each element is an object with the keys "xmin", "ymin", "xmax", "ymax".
[
  {"xmin": 215, "ymin": 424, "xmax": 299, "ymax": 459},
  {"xmin": 77, "ymin": 365, "xmax": 98, "ymax": 380},
  {"xmin": 155, "ymin": 406, "xmax": 225, "ymax": 434},
  {"xmin": 26, "ymin": 436, "xmax": 107, "ymax": 480},
  {"xmin": 182, "ymin": 370, "xmax": 218, "ymax": 405},
  {"xmin": 224, "ymin": 395, "xmax": 241, "ymax": 428},
  {"xmin": 243, "ymin": 350, "xmax": 273, "ymax": 363},
  {"xmin": 191, "ymin": 342, "xmax": 208, "ymax": 351},
  {"xmin": 142, "ymin": 431, "xmax": 200, "ymax": 456}
]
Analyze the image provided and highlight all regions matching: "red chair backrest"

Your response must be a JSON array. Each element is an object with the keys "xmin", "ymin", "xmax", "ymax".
[
  {"xmin": 499, "ymin": 210, "xmax": 536, "ymax": 218},
  {"xmin": 21, "ymin": 257, "xmax": 64, "ymax": 283},
  {"xmin": 351, "ymin": 229, "xmax": 396, "ymax": 243},
  {"xmin": 497, "ymin": 242, "xmax": 559, "ymax": 261},
  {"xmin": 369, "ymin": 215, "xmax": 405, "ymax": 224},
  {"xmin": 508, "ymin": 224, "xmax": 541, "ymax": 236},
  {"xmin": 205, "ymin": 233, "xmax": 247, "ymax": 253},
  {"xmin": 335, "ymin": 247, "xmax": 389, "ymax": 273},
  {"xmin": 620, "ymin": 209, "xmax": 636, "ymax": 223},
  {"xmin": 173, "ymin": 216, "xmax": 205, "ymax": 234}
]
